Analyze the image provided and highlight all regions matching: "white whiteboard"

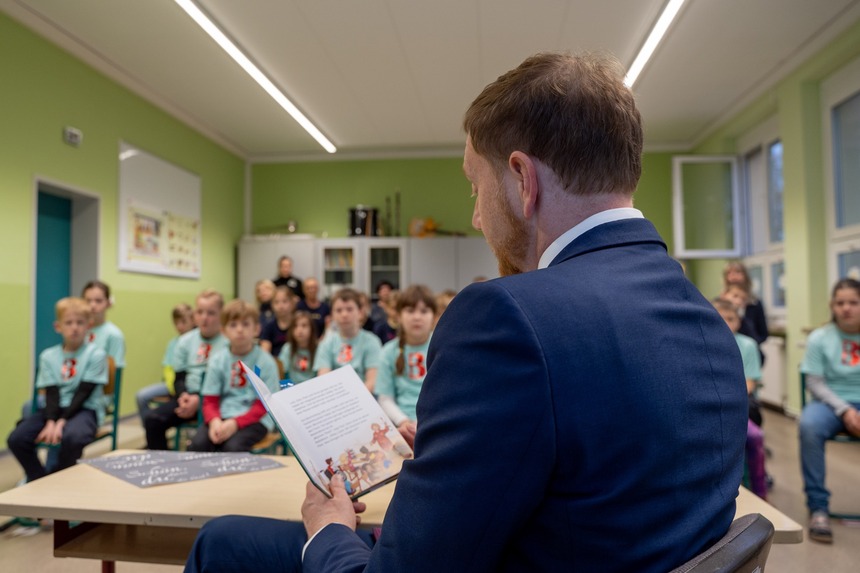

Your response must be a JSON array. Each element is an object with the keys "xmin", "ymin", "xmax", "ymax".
[{"xmin": 118, "ymin": 142, "xmax": 201, "ymax": 278}]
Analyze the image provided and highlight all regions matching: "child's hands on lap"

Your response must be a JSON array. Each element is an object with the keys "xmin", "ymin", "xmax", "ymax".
[
  {"xmin": 36, "ymin": 419, "xmax": 65, "ymax": 444},
  {"xmin": 843, "ymin": 408, "xmax": 860, "ymax": 437}
]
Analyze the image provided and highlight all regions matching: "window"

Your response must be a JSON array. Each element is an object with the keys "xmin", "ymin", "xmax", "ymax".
[
  {"xmin": 672, "ymin": 155, "xmax": 741, "ymax": 258},
  {"xmin": 833, "ymin": 91, "xmax": 860, "ymax": 229},
  {"xmin": 737, "ymin": 116, "xmax": 784, "ymax": 318},
  {"xmin": 823, "ymin": 54, "xmax": 860, "ymax": 286}
]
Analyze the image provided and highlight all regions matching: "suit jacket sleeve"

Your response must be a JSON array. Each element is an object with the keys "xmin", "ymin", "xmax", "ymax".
[{"xmin": 303, "ymin": 281, "xmax": 555, "ymax": 573}]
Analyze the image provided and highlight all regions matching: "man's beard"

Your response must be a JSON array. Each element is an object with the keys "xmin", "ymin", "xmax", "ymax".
[{"xmin": 492, "ymin": 193, "xmax": 529, "ymax": 277}]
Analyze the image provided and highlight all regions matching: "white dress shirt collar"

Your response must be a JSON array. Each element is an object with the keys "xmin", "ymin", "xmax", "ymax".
[{"xmin": 537, "ymin": 208, "xmax": 644, "ymax": 269}]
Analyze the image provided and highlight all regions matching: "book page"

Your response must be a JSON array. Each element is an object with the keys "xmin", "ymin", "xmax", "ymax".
[{"xmin": 244, "ymin": 362, "xmax": 412, "ymax": 499}]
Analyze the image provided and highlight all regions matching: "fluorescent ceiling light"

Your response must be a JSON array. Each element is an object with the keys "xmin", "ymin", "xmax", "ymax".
[
  {"xmin": 624, "ymin": 0, "xmax": 687, "ymax": 88},
  {"xmin": 174, "ymin": 0, "xmax": 336, "ymax": 153}
]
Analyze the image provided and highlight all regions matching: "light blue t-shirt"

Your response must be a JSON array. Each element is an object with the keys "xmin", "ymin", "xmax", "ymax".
[
  {"xmin": 734, "ymin": 332, "xmax": 762, "ymax": 382},
  {"xmin": 375, "ymin": 336, "xmax": 432, "ymax": 421},
  {"xmin": 801, "ymin": 322, "xmax": 860, "ymax": 403},
  {"xmin": 278, "ymin": 344, "xmax": 316, "ymax": 384},
  {"xmin": 37, "ymin": 343, "xmax": 108, "ymax": 424},
  {"xmin": 87, "ymin": 321, "xmax": 126, "ymax": 368},
  {"xmin": 171, "ymin": 328, "xmax": 229, "ymax": 394},
  {"xmin": 312, "ymin": 329, "xmax": 382, "ymax": 380},
  {"xmin": 162, "ymin": 335, "xmax": 180, "ymax": 367},
  {"xmin": 203, "ymin": 345, "xmax": 279, "ymax": 430}
]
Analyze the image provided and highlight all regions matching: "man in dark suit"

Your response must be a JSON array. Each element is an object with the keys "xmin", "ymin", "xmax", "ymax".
[{"xmin": 185, "ymin": 51, "xmax": 747, "ymax": 573}]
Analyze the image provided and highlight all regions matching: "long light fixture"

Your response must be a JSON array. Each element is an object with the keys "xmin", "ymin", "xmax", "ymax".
[
  {"xmin": 174, "ymin": 0, "xmax": 336, "ymax": 153},
  {"xmin": 624, "ymin": 0, "xmax": 687, "ymax": 88}
]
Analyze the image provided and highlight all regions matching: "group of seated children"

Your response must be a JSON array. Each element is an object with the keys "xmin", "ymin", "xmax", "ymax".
[
  {"xmin": 8, "ymin": 276, "xmax": 444, "ymax": 481},
  {"xmin": 7, "ymin": 280, "xmax": 126, "ymax": 482},
  {"xmin": 138, "ymin": 282, "xmax": 442, "ymax": 454}
]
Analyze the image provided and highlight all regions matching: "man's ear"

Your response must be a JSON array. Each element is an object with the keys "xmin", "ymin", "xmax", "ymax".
[
  {"xmin": 508, "ymin": 151, "xmax": 539, "ymax": 218},
  {"xmin": 54, "ymin": 321, "xmax": 62, "ymax": 335}
]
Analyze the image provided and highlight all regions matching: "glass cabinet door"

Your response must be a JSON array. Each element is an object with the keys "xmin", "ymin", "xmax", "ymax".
[
  {"xmin": 322, "ymin": 246, "xmax": 355, "ymax": 298},
  {"xmin": 369, "ymin": 246, "xmax": 401, "ymax": 292}
]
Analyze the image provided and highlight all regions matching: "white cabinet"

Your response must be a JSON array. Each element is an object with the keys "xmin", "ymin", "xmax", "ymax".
[
  {"xmin": 408, "ymin": 238, "xmax": 457, "ymax": 293},
  {"xmin": 236, "ymin": 235, "xmax": 316, "ymax": 302},
  {"xmin": 236, "ymin": 235, "xmax": 496, "ymax": 301},
  {"xmin": 455, "ymin": 237, "xmax": 498, "ymax": 290}
]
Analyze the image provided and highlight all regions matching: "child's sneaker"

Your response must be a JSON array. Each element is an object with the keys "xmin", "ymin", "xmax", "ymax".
[{"xmin": 809, "ymin": 510, "xmax": 833, "ymax": 543}]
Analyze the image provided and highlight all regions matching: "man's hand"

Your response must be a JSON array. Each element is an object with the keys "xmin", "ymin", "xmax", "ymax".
[
  {"xmin": 398, "ymin": 420, "xmax": 417, "ymax": 448},
  {"xmin": 174, "ymin": 392, "xmax": 200, "ymax": 419},
  {"xmin": 843, "ymin": 408, "xmax": 860, "ymax": 437},
  {"xmin": 301, "ymin": 474, "xmax": 366, "ymax": 539}
]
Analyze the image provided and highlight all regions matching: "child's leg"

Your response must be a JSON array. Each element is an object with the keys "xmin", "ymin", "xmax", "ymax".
[
  {"xmin": 55, "ymin": 409, "xmax": 97, "ymax": 472},
  {"xmin": 6, "ymin": 413, "xmax": 50, "ymax": 482},
  {"xmin": 189, "ymin": 424, "xmax": 216, "ymax": 452},
  {"xmin": 144, "ymin": 397, "xmax": 186, "ymax": 450},
  {"xmin": 745, "ymin": 419, "xmax": 768, "ymax": 499},
  {"xmin": 136, "ymin": 383, "xmax": 169, "ymax": 423},
  {"xmin": 222, "ymin": 423, "xmax": 267, "ymax": 452}
]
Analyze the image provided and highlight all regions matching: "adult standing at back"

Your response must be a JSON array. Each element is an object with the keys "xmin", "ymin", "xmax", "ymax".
[
  {"xmin": 185, "ymin": 51, "xmax": 747, "ymax": 573},
  {"xmin": 274, "ymin": 256, "xmax": 304, "ymax": 300},
  {"xmin": 723, "ymin": 261, "xmax": 769, "ymax": 352}
]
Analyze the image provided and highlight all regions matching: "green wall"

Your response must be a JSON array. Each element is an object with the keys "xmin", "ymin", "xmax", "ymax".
[
  {"xmin": 0, "ymin": 13, "xmax": 245, "ymax": 440},
  {"xmin": 251, "ymin": 153, "xmax": 675, "ymax": 250},
  {"xmin": 688, "ymin": 18, "xmax": 860, "ymax": 411}
]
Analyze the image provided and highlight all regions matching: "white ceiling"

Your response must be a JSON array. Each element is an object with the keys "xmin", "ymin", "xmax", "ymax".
[{"xmin": 3, "ymin": 0, "xmax": 860, "ymax": 161}]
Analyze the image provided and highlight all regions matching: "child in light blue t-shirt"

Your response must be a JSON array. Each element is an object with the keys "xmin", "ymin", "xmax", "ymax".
[
  {"xmin": 376, "ymin": 285, "xmax": 437, "ymax": 447},
  {"xmin": 313, "ymin": 288, "xmax": 382, "ymax": 393},
  {"xmin": 8, "ymin": 297, "xmax": 107, "ymax": 482},
  {"xmin": 82, "ymin": 280, "xmax": 126, "ymax": 368},
  {"xmin": 191, "ymin": 299, "xmax": 280, "ymax": 452},
  {"xmin": 714, "ymin": 298, "xmax": 768, "ymax": 500},
  {"xmin": 278, "ymin": 311, "xmax": 319, "ymax": 384},
  {"xmin": 135, "ymin": 303, "xmax": 195, "ymax": 422}
]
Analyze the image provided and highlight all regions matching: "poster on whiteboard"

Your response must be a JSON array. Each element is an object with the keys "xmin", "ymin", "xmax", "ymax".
[{"xmin": 118, "ymin": 142, "xmax": 201, "ymax": 278}]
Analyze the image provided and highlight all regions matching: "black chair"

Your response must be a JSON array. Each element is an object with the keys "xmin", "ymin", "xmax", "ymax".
[
  {"xmin": 669, "ymin": 513, "xmax": 774, "ymax": 573},
  {"xmin": 800, "ymin": 372, "xmax": 860, "ymax": 520}
]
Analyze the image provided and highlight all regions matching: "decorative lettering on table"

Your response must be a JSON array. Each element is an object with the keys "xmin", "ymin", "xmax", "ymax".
[{"xmin": 80, "ymin": 451, "xmax": 283, "ymax": 488}]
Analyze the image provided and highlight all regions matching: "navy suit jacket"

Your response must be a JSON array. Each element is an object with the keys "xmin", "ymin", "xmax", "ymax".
[{"xmin": 304, "ymin": 218, "xmax": 747, "ymax": 572}]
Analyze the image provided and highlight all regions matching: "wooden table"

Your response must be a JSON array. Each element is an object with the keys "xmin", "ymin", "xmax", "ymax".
[
  {"xmin": 0, "ymin": 449, "xmax": 802, "ymax": 570},
  {"xmin": 0, "ymin": 450, "xmax": 394, "ymax": 569}
]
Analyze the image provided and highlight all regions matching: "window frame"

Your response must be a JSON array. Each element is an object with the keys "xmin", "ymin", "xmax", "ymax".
[
  {"xmin": 823, "ymin": 54, "xmax": 860, "ymax": 286},
  {"xmin": 672, "ymin": 155, "xmax": 741, "ymax": 259}
]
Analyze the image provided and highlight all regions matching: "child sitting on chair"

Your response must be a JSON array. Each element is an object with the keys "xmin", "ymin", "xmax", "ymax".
[
  {"xmin": 713, "ymin": 298, "xmax": 768, "ymax": 500},
  {"xmin": 314, "ymin": 288, "xmax": 383, "ymax": 394},
  {"xmin": 190, "ymin": 299, "xmax": 281, "ymax": 452},
  {"xmin": 7, "ymin": 297, "xmax": 107, "ymax": 482}
]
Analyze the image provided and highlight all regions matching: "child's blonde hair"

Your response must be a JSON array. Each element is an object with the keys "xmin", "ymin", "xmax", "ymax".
[
  {"xmin": 56, "ymin": 297, "xmax": 91, "ymax": 321},
  {"xmin": 197, "ymin": 288, "xmax": 225, "ymax": 310},
  {"xmin": 220, "ymin": 299, "xmax": 260, "ymax": 326},
  {"xmin": 255, "ymin": 279, "xmax": 276, "ymax": 301}
]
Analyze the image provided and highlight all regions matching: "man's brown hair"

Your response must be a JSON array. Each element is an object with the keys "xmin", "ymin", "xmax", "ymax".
[{"xmin": 463, "ymin": 52, "xmax": 642, "ymax": 196}]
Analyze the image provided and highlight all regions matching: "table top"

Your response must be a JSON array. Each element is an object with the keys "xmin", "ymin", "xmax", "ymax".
[
  {"xmin": 0, "ymin": 449, "xmax": 393, "ymax": 529},
  {"xmin": 0, "ymin": 449, "xmax": 802, "ymax": 543}
]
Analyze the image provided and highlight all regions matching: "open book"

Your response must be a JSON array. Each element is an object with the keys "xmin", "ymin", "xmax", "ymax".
[{"xmin": 242, "ymin": 362, "xmax": 413, "ymax": 499}]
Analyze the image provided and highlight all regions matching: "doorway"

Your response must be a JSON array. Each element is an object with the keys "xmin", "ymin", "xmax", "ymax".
[{"xmin": 33, "ymin": 181, "xmax": 99, "ymax": 368}]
